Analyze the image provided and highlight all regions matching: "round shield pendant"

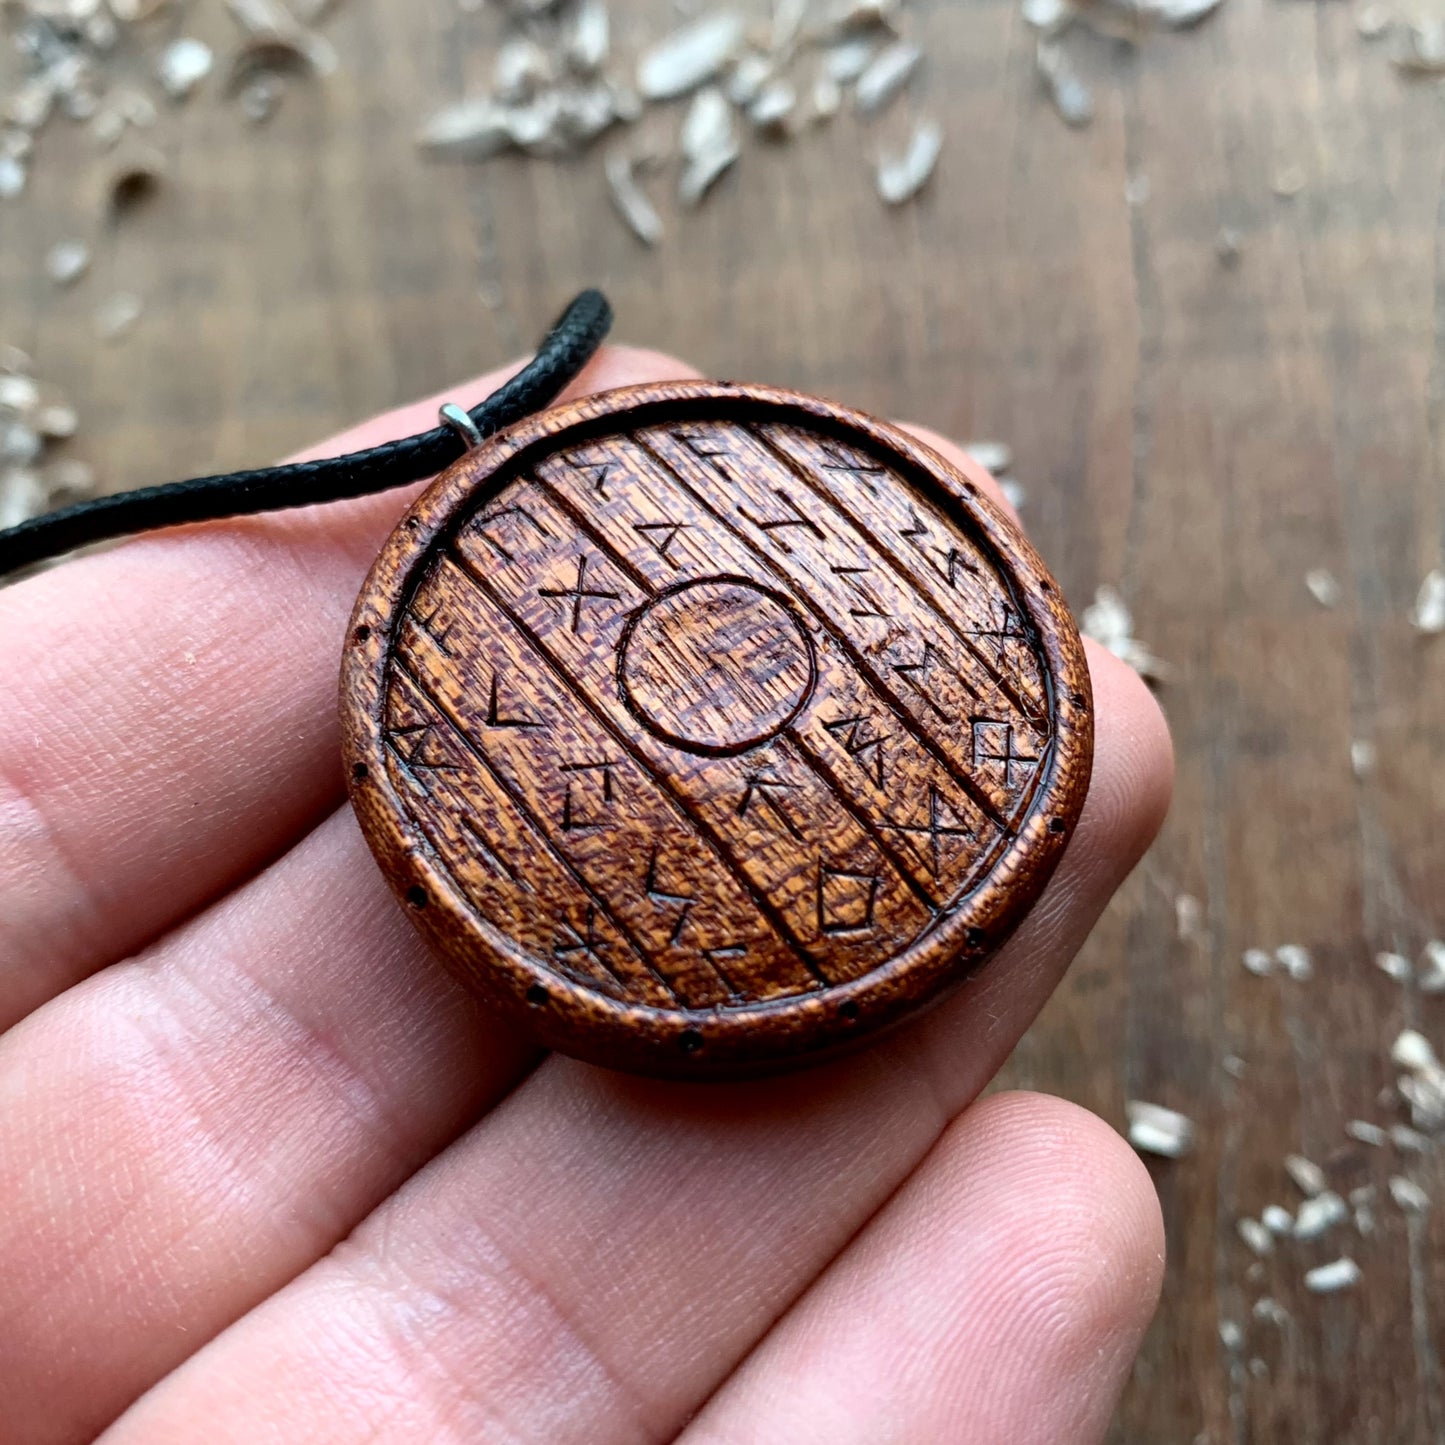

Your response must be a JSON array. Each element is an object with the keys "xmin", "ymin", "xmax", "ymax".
[{"xmin": 342, "ymin": 382, "xmax": 1092, "ymax": 1078}]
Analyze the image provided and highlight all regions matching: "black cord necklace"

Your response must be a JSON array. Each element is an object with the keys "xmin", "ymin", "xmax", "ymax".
[{"xmin": 0, "ymin": 289, "xmax": 612, "ymax": 581}]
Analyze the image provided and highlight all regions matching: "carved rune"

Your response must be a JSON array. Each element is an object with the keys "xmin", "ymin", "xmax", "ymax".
[
  {"xmin": 933, "ymin": 546, "xmax": 980, "ymax": 589},
  {"xmin": 702, "ymin": 941, "xmax": 748, "ymax": 993},
  {"xmin": 559, "ymin": 758, "xmax": 621, "ymax": 832},
  {"xmin": 891, "ymin": 641, "xmax": 949, "ymax": 718},
  {"xmin": 736, "ymin": 489, "xmax": 825, "ymax": 553},
  {"xmin": 971, "ymin": 719, "xmax": 1037, "ymax": 789},
  {"xmin": 883, "ymin": 786, "xmax": 976, "ymax": 878},
  {"xmin": 554, "ymin": 904, "xmax": 610, "ymax": 967},
  {"xmin": 473, "ymin": 502, "xmax": 551, "ymax": 562},
  {"xmin": 539, "ymin": 554, "xmax": 622, "ymax": 634},
  {"xmin": 561, "ymin": 452, "xmax": 618, "ymax": 498},
  {"xmin": 897, "ymin": 506, "xmax": 979, "ymax": 589},
  {"xmin": 484, "ymin": 673, "xmax": 538, "ymax": 729},
  {"xmin": 737, "ymin": 768, "xmax": 804, "ymax": 839},
  {"xmin": 673, "ymin": 429, "xmax": 735, "ymax": 480},
  {"xmin": 964, "ymin": 599, "xmax": 1028, "ymax": 647},
  {"xmin": 632, "ymin": 518, "xmax": 690, "ymax": 567},
  {"xmin": 411, "ymin": 604, "xmax": 454, "ymax": 658},
  {"xmin": 823, "ymin": 714, "xmax": 889, "ymax": 788},
  {"xmin": 817, "ymin": 863, "xmax": 880, "ymax": 936},
  {"xmin": 644, "ymin": 846, "xmax": 696, "ymax": 945},
  {"xmin": 389, "ymin": 723, "xmax": 458, "ymax": 794},
  {"xmin": 816, "ymin": 440, "xmax": 885, "ymax": 491}
]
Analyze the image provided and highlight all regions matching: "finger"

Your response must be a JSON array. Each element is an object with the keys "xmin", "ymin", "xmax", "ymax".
[
  {"xmin": 681, "ymin": 1092, "xmax": 1164, "ymax": 1445},
  {"xmin": 104, "ymin": 647, "xmax": 1171, "ymax": 1445},
  {"xmin": 0, "ymin": 810, "xmax": 534, "ymax": 1445},
  {"xmin": 0, "ymin": 345, "xmax": 699, "ymax": 1030}
]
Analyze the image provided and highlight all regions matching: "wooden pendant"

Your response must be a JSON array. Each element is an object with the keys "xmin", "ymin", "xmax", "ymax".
[{"xmin": 342, "ymin": 383, "xmax": 1093, "ymax": 1078}]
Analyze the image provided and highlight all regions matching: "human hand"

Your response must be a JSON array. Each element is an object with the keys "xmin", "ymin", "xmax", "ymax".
[{"xmin": 0, "ymin": 347, "xmax": 1173, "ymax": 1445}]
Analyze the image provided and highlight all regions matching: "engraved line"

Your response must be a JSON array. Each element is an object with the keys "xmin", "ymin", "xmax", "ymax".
[
  {"xmin": 443, "ymin": 550, "xmax": 832, "ymax": 986},
  {"xmin": 391, "ymin": 655, "xmax": 685, "ymax": 1007},
  {"xmin": 628, "ymin": 431, "xmax": 1013, "ymax": 835},
  {"xmin": 745, "ymin": 425, "xmax": 1043, "ymax": 726},
  {"xmin": 381, "ymin": 740, "xmax": 590, "ymax": 974},
  {"xmin": 530, "ymin": 472, "xmax": 660, "ymax": 599},
  {"xmin": 786, "ymin": 728, "xmax": 940, "ymax": 914}
]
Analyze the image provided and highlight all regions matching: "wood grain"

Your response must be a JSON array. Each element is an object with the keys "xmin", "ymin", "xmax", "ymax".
[
  {"xmin": 9, "ymin": 0, "xmax": 1444, "ymax": 1432},
  {"xmin": 342, "ymin": 382, "xmax": 1091, "ymax": 1076}
]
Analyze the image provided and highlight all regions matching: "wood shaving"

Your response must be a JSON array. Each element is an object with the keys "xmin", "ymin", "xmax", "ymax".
[
  {"xmin": 1392, "ymin": 1029, "xmax": 1439, "ymax": 1074},
  {"xmin": 1218, "ymin": 1319, "xmax": 1244, "ymax": 1350},
  {"xmin": 854, "ymin": 37, "xmax": 921, "ymax": 113},
  {"xmin": 1175, "ymin": 892, "xmax": 1205, "ymax": 945},
  {"xmin": 1389, "ymin": 1175, "xmax": 1430, "ymax": 1213},
  {"xmin": 1237, "ymin": 1217, "xmax": 1273, "ymax": 1255},
  {"xmin": 1355, "ymin": 4, "xmax": 1391, "ymax": 39},
  {"xmin": 0, "ymin": 155, "xmax": 27, "ymax": 199},
  {"xmin": 1243, "ymin": 946, "xmax": 1274, "ymax": 977},
  {"xmin": 1411, "ymin": 569, "xmax": 1445, "ymax": 633},
  {"xmin": 964, "ymin": 441, "xmax": 1013, "ymax": 475},
  {"xmin": 45, "ymin": 237, "xmax": 90, "ymax": 290},
  {"xmin": 876, "ymin": 118, "xmax": 941, "ymax": 205},
  {"xmin": 1391, "ymin": 1123, "xmax": 1432, "ymax": 1153},
  {"xmin": 417, "ymin": 98, "xmax": 513, "ymax": 159},
  {"xmin": 826, "ymin": 34, "xmax": 877, "ymax": 81},
  {"xmin": 1419, "ymin": 941, "xmax": 1445, "ymax": 994},
  {"xmin": 35, "ymin": 403, "xmax": 78, "ymax": 439},
  {"xmin": 1276, "ymin": 944, "xmax": 1313, "ymax": 981},
  {"xmin": 1393, "ymin": 1029, "xmax": 1445, "ymax": 1132},
  {"xmin": 1261, "ymin": 1203, "xmax": 1294, "ymax": 1233},
  {"xmin": 1222, "ymin": 1054, "xmax": 1247, "ymax": 1079},
  {"xmin": 637, "ymin": 12, "xmax": 746, "ymax": 100},
  {"xmin": 158, "ymin": 37, "xmax": 214, "ymax": 102},
  {"xmin": 1284, "ymin": 1153, "xmax": 1328, "ymax": 1197},
  {"xmin": 1306, "ymin": 568, "xmax": 1342, "ymax": 607},
  {"xmin": 1346, "ymin": 1119, "xmax": 1388, "ymax": 1147},
  {"xmin": 567, "ymin": 0, "xmax": 610, "ymax": 76},
  {"xmin": 1023, "ymin": 0, "xmax": 1077, "ymax": 36},
  {"xmin": 810, "ymin": 70, "xmax": 842, "ymax": 120},
  {"xmin": 1215, "ymin": 226, "xmax": 1244, "ymax": 267},
  {"xmin": 1126, "ymin": 1099, "xmax": 1195, "ymax": 1158},
  {"xmin": 494, "ymin": 37, "xmax": 555, "ymax": 102},
  {"xmin": 1375, "ymin": 951, "xmax": 1411, "ymax": 983},
  {"xmin": 604, "ymin": 145, "xmax": 663, "ymax": 244},
  {"xmin": 679, "ymin": 86, "xmax": 740, "ymax": 205},
  {"xmin": 0, "ymin": 350, "xmax": 95, "ymax": 530},
  {"xmin": 727, "ymin": 52, "xmax": 774, "ymax": 104},
  {"xmin": 1393, "ymin": 20, "xmax": 1445, "ymax": 74},
  {"xmin": 748, "ymin": 77, "xmax": 797, "ymax": 131},
  {"xmin": 1037, "ymin": 38, "xmax": 1093, "ymax": 128},
  {"xmin": 1351, "ymin": 739, "xmax": 1377, "ymax": 779},
  {"xmin": 1294, "ymin": 1191, "xmax": 1348, "ymax": 1240},
  {"xmin": 1080, "ymin": 585, "xmax": 1170, "ymax": 683},
  {"xmin": 1253, "ymin": 1296, "xmax": 1290, "ymax": 1326},
  {"xmin": 1304, "ymin": 1258, "xmax": 1361, "ymax": 1294}
]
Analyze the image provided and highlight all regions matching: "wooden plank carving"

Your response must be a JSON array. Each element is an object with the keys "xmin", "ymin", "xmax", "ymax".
[{"xmin": 342, "ymin": 382, "xmax": 1093, "ymax": 1077}]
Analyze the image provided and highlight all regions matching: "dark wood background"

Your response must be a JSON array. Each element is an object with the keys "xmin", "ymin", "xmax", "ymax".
[{"xmin": 4, "ymin": 1, "xmax": 1444, "ymax": 1439}]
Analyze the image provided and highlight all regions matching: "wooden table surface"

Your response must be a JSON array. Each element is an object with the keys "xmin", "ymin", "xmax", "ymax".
[{"xmin": 5, "ymin": 1, "xmax": 1444, "ymax": 1439}]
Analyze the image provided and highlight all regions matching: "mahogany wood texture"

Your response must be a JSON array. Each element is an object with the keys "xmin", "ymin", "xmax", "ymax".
[{"xmin": 342, "ymin": 382, "xmax": 1092, "ymax": 1077}]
